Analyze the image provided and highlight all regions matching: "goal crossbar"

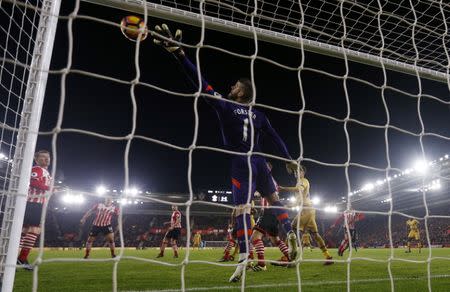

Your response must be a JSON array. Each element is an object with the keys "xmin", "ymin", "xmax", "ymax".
[{"xmin": 83, "ymin": 0, "xmax": 450, "ymax": 83}]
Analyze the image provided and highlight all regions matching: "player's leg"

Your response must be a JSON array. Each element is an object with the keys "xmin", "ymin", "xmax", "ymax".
[
  {"xmin": 417, "ymin": 234, "xmax": 422, "ymax": 253},
  {"xmin": 351, "ymin": 229, "xmax": 358, "ymax": 252},
  {"xmin": 219, "ymin": 238, "xmax": 236, "ymax": 262},
  {"xmin": 18, "ymin": 203, "xmax": 42, "ymax": 269},
  {"xmin": 251, "ymin": 229, "xmax": 266, "ymax": 271},
  {"xmin": 84, "ymin": 235, "xmax": 96, "ymax": 259},
  {"xmin": 406, "ymin": 236, "xmax": 412, "ymax": 253},
  {"xmin": 307, "ymin": 212, "xmax": 333, "ymax": 265},
  {"xmin": 302, "ymin": 232, "xmax": 312, "ymax": 251},
  {"xmin": 232, "ymin": 241, "xmax": 239, "ymax": 258},
  {"xmin": 105, "ymin": 231, "xmax": 116, "ymax": 258},
  {"xmin": 229, "ymin": 210, "xmax": 253, "ymax": 282},
  {"xmin": 311, "ymin": 231, "xmax": 333, "ymax": 264},
  {"xmin": 229, "ymin": 157, "xmax": 255, "ymax": 282},
  {"xmin": 256, "ymin": 157, "xmax": 297, "ymax": 260},
  {"xmin": 172, "ymin": 237, "xmax": 179, "ymax": 258},
  {"xmin": 18, "ymin": 225, "xmax": 40, "ymax": 270},
  {"xmin": 268, "ymin": 235, "xmax": 291, "ymax": 267},
  {"xmin": 338, "ymin": 231, "xmax": 349, "ymax": 256},
  {"xmin": 157, "ymin": 233, "xmax": 170, "ymax": 257}
]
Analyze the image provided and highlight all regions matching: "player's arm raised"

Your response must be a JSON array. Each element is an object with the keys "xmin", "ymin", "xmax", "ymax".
[{"xmin": 152, "ymin": 24, "xmax": 226, "ymax": 109}]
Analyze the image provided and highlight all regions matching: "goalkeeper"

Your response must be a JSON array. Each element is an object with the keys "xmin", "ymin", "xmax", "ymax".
[{"xmin": 152, "ymin": 24, "xmax": 298, "ymax": 283}]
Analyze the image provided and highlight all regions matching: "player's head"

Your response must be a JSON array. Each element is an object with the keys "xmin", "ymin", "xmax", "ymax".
[
  {"xmin": 105, "ymin": 197, "xmax": 113, "ymax": 205},
  {"xmin": 34, "ymin": 150, "xmax": 51, "ymax": 168},
  {"xmin": 171, "ymin": 205, "xmax": 178, "ymax": 211},
  {"xmin": 299, "ymin": 165, "xmax": 306, "ymax": 178},
  {"xmin": 227, "ymin": 78, "xmax": 253, "ymax": 103}
]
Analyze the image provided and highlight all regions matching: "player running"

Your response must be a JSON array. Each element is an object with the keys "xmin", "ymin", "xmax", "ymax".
[
  {"xmin": 157, "ymin": 205, "xmax": 182, "ymax": 258},
  {"xmin": 80, "ymin": 197, "xmax": 119, "ymax": 259},
  {"xmin": 278, "ymin": 165, "xmax": 333, "ymax": 265},
  {"xmin": 152, "ymin": 23, "xmax": 298, "ymax": 283}
]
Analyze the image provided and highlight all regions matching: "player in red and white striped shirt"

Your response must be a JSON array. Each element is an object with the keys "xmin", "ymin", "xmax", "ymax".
[
  {"xmin": 17, "ymin": 150, "xmax": 53, "ymax": 270},
  {"xmin": 157, "ymin": 205, "xmax": 182, "ymax": 258},
  {"xmin": 330, "ymin": 208, "xmax": 364, "ymax": 256},
  {"xmin": 80, "ymin": 197, "xmax": 119, "ymax": 259}
]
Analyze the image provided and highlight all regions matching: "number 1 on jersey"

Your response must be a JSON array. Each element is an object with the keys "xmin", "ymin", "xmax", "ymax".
[{"xmin": 242, "ymin": 118, "xmax": 249, "ymax": 142}]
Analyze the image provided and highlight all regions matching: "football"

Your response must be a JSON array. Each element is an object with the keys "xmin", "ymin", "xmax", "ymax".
[{"xmin": 120, "ymin": 15, "xmax": 148, "ymax": 42}]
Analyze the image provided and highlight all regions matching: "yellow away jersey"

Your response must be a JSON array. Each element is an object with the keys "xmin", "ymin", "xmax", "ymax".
[
  {"xmin": 193, "ymin": 234, "xmax": 201, "ymax": 242},
  {"xmin": 296, "ymin": 177, "xmax": 312, "ymax": 207},
  {"xmin": 407, "ymin": 219, "xmax": 419, "ymax": 231}
]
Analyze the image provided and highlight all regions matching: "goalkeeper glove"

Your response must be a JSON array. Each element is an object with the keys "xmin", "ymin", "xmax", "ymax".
[{"xmin": 153, "ymin": 23, "xmax": 183, "ymax": 54}]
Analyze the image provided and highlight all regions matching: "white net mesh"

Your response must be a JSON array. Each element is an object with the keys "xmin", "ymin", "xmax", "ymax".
[
  {"xmin": 0, "ymin": 0, "xmax": 449, "ymax": 291},
  {"xmin": 144, "ymin": 0, "xmax": 450, "ymax": 74},
  {"xmin": 0, "ymin": 0, "xmax": 41, "ymax": 193},
  {"xmin": 0, "ymin": 0, "xmax": 44, "ymax": 283}
]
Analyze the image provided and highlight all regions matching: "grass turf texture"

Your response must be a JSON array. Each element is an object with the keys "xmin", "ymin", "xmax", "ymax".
[{"xmin": 14, "ymin": 248, "xmax": 450, "ymax": 291}]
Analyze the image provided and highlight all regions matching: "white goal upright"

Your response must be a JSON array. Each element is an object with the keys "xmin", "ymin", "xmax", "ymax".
[
  {"xmin": 0, "ymin": 0, "xmax": 61, "ymax": 291},
  {"xmin": 0, "ymin": 0, "xmax": 449, "ymax": 292}
]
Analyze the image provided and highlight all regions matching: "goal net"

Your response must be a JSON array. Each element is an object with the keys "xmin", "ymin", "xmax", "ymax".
[{"xmin": 0, "ymin": 0, "xmax": 449, "ymax": 291}]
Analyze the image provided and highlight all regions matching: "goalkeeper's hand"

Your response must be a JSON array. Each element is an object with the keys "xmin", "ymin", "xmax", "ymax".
[{"xmin": 153, "ymin": 23, "xmax": 183, "ymax": 54}]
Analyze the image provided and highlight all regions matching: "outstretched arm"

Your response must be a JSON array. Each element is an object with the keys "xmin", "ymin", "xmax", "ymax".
[
  {"xmin": 153, "ymin": 24, "xmax": 223, "ymax": 105},
  {"xmin": 261, "ymin": 116, "xmax": 291, "ymax": 160}
]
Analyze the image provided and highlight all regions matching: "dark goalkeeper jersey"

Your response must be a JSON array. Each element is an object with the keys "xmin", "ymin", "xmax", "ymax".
[{"xmin": 179, "ymin": 55, "xmax": 291, "ymax": 159}]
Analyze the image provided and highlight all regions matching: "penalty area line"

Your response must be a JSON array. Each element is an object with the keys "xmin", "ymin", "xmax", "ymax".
[{"xmin": 121, "ymin": 274, "xmax": 450, "ymax": 292}]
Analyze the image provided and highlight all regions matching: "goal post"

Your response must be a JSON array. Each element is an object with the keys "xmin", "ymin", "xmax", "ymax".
[
  {"xmin": 83, "ymin": 0, "xmax": 450, "ymax": 83},
  {"xmin": 0, "ymin": 1, "xmax": 61, "ymax": 291}
]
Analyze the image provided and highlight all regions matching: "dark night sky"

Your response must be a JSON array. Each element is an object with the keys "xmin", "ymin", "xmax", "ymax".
[{"xmin": 35, "ymin": 1, "xmax": 450, "ymax": 203}]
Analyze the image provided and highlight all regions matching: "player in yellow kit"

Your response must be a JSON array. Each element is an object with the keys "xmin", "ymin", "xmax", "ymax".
[
  {"xmin": 279, "ymin": 165, "xmax": 333, "ymax": 265},
  {"xmin": 192, "ymin": 232, "xmax": 202, "ymax": 250},
  {"xmin": 302, "ymin": 232, "xmax": 313, "ymax": 251},
  {"xmin": 406, "ymin": 218, "xmax": 422, "ymax": 253}
]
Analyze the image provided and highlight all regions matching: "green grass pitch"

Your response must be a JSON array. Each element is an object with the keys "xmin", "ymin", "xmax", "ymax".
[{"xmin": 14, "ymin": 248, "xmax": 450, "ymax": 291}]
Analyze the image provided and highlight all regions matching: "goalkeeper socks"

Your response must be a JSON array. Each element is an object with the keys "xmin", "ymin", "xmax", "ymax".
[
  {"xmin": 236, "ymin": 214, "xmax": 252, "ymax": 254},
  {"xmin": 18, "ymin": 232, "xmax": 38, "ymax": 261},
  {"xmin": 252, "ymin": 239, "xmax": 265, "ymax": 266},
  {"xmin": 276, "ymin": 239, "xmax": 289, "ymax": 259},
  {"xmin": 271, "ymin": 201, "xmax": 292, "ymax": 234}
]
